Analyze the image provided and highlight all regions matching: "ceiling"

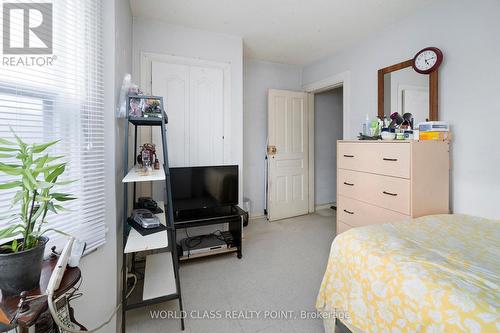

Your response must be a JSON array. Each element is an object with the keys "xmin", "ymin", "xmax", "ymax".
[{"xmin": 130, "ymin": 0, "xmax": 434, "ymax": 65}]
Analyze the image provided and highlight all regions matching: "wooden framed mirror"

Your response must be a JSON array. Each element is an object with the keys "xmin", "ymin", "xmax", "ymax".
[{"xmin": 378, "ymin": 59, "xmax": 438, "ymax": 124}]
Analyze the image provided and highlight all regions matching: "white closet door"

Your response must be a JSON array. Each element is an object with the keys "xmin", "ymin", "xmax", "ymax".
[
  {"xmin": 151, "ymin": 61, "xmax": 225, "ymax": 168},
  {"xmin": 189, "ymin": 66, "xmax": 224, "ymax": 166},
  {"xmin": 151, "ymin": 61, "xmax": 190, "ymax": 167}
]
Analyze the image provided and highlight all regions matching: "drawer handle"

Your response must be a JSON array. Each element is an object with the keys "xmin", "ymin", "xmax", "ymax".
[
  {"xmin": 383, "ymin": 158, "xmax": 398, "ymax": 162},
  {"xmin": 343, "ymin": 154, "xmax": 354, "ymax": 158},
  {"xmin": 343, "ymin": 182, "xmax": 354, "ymax": 186},
  {"xmin": 343, "ymin": 209, "xmax": 354, "ymax": 215},
  {"xmin": 382, "ymin": 191, "xmax": 398, "ymax": 196}
]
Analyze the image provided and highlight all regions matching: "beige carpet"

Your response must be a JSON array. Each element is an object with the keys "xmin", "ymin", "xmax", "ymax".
[{"xmin": 126, "ymin": 209, "xmax": 336, "ymax": 333}]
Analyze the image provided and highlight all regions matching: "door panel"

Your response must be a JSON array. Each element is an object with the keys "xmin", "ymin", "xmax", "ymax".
[
  {"xmin": 152, "ymin": 61, "xmax": 189, "ymax": 167},
  {"xmin": 151, "ymin": 62, "xmax": 225, "ymax": 167},
  {"xmin": 268, "ymin": 89, "xmax": 309, "ymax": 221},
  {"xmin": 151, "ymin": 61, "xmax": 225, "ymax": 200},
  {"xmin": 189, "ymin": 66, "xmax": 224, "ymax": 166}
]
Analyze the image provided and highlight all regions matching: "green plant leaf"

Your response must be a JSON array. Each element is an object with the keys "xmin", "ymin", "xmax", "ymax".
[
  {"xmin": 9, "ymin": 127, "xmax": 26, "ymax": 147},
  {"xmin": 35, "ymin": 195, "xmax": 51, "ymax": 202},
  {"xmin": 34, "ymin": 155, "xmax": 63, "ymax": 165},
  {"xmin": 53, "ymin": 204, "xmax": 68, "ymax": 212},
  {"xmin": 45, "ymin": 164, "xmax": 66, "ymax": 182},
  {"xmin": 31, "ymin": 140, "xmax": 60, "ymax": 153},
  {"xmin": 23, "ymin": 169, "xmax": 38, "ymax": 186},
  {"xmin": 34, "ymin": 154, "xmax": 48, "ymax": 170},
  {"xmin": 47, "ymin": 202, "xmax": 57, "ymax": 214},
  {"xmin": 55, "ymin": 179, "xmax": 78, "ymax": 186},
  {"xmin": 0, "ymin": 153, "xmax": 15, "ymax": 158},
  {"xmin": 40, "ymin": 228, "xmax": 70, "ymax": 237},
  {"xmin": 37, "ymin": 181, "xmax": 55, "ymax": 189},
  {"xmin": 0, "ymin": 138, "xmax": 15, "ymax": 146},
  {"xmin": 22, "ymin": 176, "xmax": 34, "ymax": 191},
  {"xmin": 0, "ymin": 181, "xmax": 22, "ymax": 190},
  {"xmin": 30, "ymin": 204, "xmax": 44, "ymax": 223},
  {"xmin": 0, "ymin": 224, "xmax": 23, "ymax": 239},
  {"xmin": 0, "ymin": 162, "xmax": 23, "ymax": 175},
  {"xmin": 0, "ymin": 146, "xmax": 18, "ymax": 152},
  {"xmin": 51, "ymin": 192, "xmax": 76, "ymax": 201},
  {"xmin": 0, "ymin": 225, "xmax": 16, "ymax": 239},
  {"xmin": 0, "ymin": 245, "xmax": 12, "ymax": 251},
  {"xmin": 35, "ymin": 162, "xmax": 65, "ymax": 174}
]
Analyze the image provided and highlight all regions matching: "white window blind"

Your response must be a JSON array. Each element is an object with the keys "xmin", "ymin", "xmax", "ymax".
[{"xmin": 0, "ymin": 0, "xmax": 105, "ymax": 252}]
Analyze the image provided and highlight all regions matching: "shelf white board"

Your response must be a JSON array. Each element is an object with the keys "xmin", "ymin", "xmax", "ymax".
[
  {"xmin": 124, "ymin": 201, "xmax": 168, "ymax": 253},
  {"xmin": 143, "ymin": 252, "xmax": 177, "ymax": 300},
  {"xmin": 122, "ymin": 165, "xmax": 165, "ymax": 183}
]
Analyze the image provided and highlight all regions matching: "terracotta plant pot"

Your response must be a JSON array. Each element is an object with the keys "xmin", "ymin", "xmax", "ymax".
[{"xmin": 0, "ymin": 236, "xmax": 48, "ymax": 296}]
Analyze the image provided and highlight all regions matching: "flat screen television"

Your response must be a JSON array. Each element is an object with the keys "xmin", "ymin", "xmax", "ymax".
[{"xmin": 170, "ymin": 165, "xmax": 238, "ymax": 213}]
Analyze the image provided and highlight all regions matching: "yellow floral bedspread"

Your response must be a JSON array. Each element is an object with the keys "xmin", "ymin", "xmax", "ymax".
[{"xmin": 316, "ymin": 214, "xmax": 500, "ymax": 333}]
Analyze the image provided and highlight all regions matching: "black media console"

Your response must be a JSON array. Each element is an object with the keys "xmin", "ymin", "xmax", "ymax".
[{"xmin": 174, "ymin": 205, "xmax": 244, "ymax": 261}]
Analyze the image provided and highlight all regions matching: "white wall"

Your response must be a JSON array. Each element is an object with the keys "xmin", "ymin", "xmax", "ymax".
[
  {"xmin": 132, "ymin": 18, "xmax": 244, "ymax": 205},
  {"xmin": 314, "ymin": 88, "xmax": 343, "ymax": 206},
  {"xmin": 70, "ymin": 1, "xmax": 132, "ymax": 332},
  {"xmin": 243, "ymin": 59, "xmax": 302, "ymax": 216},
  {"xmin": 302, "ymin": 0, "xmax": 500, "ymax": 219},
  {"xmin": 114, "ymin": 0, "xmax": 133, "ymax": 332}
]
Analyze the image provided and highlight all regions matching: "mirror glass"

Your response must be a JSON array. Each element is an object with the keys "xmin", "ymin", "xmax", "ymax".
[{"xmin": 383, "ymin": 67, "xmax": 429, "ymax": 126}]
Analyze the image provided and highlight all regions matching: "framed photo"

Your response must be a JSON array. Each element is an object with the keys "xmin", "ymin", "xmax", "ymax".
[
  {"xmin": 142, "ymin": 98, "xmax": 162, "ymax": 118},
  {"xmin": 128, "ymin": 97, "xmax": 163, "ymax": 118}
]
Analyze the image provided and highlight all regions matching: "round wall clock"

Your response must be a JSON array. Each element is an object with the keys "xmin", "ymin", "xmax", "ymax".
[{"xmin": 412, "ymin": 47, "xmax": 443, "ymax": 74}]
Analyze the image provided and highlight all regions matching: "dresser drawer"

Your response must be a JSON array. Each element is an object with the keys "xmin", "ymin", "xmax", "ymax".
[
  {"xmin": 338, "ymin": 195, "xmax": 409, "ymax": 227},
  {"xmin": 338, "ymin": 142, "xmax": 411, "ymax": 178},
  {"xmin": 336, "ymin": 220, "xmax": 353, "ymax": 235},
  {"xmin": 338, "ymin": 169, "xmax": 411, "ymax": 214}
]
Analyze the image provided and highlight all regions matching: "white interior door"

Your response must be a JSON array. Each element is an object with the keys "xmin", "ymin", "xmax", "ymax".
[{"xmin": 267, "ymin": 89, "xmax": 309, "ymax": 221}]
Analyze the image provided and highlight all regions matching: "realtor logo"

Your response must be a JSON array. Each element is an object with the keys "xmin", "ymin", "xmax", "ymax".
[{"xmin": 3, "ymin": 2, "xmax": 53, "ymax": 54}]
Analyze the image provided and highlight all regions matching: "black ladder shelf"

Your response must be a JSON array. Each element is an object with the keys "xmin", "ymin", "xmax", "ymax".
[{"xmin": 121, "ymin": 94, "xmax": 184, "ymax": 332}]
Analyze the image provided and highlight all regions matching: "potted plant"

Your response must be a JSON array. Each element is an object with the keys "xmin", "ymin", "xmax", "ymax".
[{"xmin": 0, "ymin": 131, "xmax": 75, "ymax": 296}]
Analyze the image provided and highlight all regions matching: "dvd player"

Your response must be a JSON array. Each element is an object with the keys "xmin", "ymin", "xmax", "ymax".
[{"xmin": 181, "ymin": 234, "xmax": 229, "ymax": 256}]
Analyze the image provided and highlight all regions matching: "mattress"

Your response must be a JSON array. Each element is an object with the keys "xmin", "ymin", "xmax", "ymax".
[{"xmin": 316, "ymin": 214, "xmax": 499, "ymax": 333}]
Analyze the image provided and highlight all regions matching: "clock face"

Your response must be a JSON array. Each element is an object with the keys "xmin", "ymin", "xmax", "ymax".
[
  {"xmin": 413, "ymin": 47, "xmax": 443, "ymax": 74},
  {"xmin": 415, "ymin": 50, "xmax": 438, "ymax": 71}
]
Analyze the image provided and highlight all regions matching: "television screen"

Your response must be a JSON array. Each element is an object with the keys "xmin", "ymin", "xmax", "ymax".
[{"xmin": 170, "ymin": 165, "xmax": 238, "ymax": 212}]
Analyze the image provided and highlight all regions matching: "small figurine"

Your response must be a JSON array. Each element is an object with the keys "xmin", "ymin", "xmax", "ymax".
[{"xmin": 137, "ymin": 143, "xmax": 159, "ymax": 171}]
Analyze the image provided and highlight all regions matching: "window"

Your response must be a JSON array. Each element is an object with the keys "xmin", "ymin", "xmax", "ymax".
[{"xmin": 0, "ymin": 0, "xmax": 105, "ymax": 252}]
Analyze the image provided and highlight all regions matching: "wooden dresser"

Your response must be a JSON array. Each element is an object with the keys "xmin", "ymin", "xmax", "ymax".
[{"xmin": 336, "ymin": 140, "xmax": 450, "ymax": 234}]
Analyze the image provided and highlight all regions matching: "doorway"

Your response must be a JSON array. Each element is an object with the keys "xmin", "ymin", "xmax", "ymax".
[{"xmin": 314, "ymin": 87, "xmax": 343, "ymax": 211}]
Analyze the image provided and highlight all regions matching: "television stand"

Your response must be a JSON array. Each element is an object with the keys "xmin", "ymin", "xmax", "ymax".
[{"xmin": 174, "ymin": 205, "xmax": 244, "ymax": 261}]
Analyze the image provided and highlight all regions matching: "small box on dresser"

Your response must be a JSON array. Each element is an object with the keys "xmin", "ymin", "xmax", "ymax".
[{"xmin": 336, "ymin": 140, "xmax": 450, "ymax": 234}]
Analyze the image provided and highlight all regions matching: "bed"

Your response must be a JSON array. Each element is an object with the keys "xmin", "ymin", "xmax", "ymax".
[{"xmin": 316, "ymin": 214, "xmax": 499, "ymax": 333}]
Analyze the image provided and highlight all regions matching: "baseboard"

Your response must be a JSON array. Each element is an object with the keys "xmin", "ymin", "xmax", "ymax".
[
  {"xmin": 249, "ymin": 214, "xmax": 266, "ymax": 220},
  {"xmin": 315, "ymin": 202, "xmax": 335, "ymax": 211}
]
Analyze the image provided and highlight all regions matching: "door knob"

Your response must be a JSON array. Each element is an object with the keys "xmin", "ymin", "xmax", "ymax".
[{"xmin": 267, "ymin": 145, "xmax": 277, "ymax": 155}]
